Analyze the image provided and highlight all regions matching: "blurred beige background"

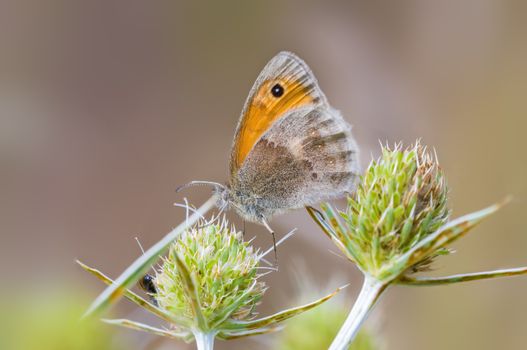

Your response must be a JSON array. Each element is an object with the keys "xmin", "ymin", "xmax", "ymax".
[{"xmin": 1, "ymin": 1, "xmax": 526, "ymax": 349}]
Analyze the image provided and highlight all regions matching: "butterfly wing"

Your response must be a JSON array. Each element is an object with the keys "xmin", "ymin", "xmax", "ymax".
[
  {"xmin": 228, "ymin": 51, "xmax": 359, "ymax": 221},
  {"xmin": 233, "ymin": 104, "xmax": 359, "ymax": 220},
  {"xmin": 230, "ymin": 51, "xmax": 327, "ymax": 175}
]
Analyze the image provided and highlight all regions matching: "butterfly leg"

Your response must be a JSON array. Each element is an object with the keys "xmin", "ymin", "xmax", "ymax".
[{"xmin": 261, "ymin": 218, "xmax": 278, "ymax": 267}]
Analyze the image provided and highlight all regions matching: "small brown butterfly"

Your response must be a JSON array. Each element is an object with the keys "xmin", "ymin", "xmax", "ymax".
[{"xmin": 180, "ymin": 52, "xmax": 359, "ymax": 255}]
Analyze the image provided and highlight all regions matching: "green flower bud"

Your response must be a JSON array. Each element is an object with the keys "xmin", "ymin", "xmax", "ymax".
[
  {"xmin": 342, "ymin": 142, "xmax": 449, "ymax": 280},
  {"xmin": 154, "ymin": 219, "xmax": 265, "ymax": 329}
]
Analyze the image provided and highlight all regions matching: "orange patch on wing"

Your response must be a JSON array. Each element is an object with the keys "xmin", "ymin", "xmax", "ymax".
[{"xmin": 234, "ymin": 78, "xmax": 316, "ymax": 169}]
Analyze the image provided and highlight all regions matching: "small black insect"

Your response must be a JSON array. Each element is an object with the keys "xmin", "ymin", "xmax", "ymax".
[{"xmin": 138, "ymin": 273, "xmax": 158, "ymax": 306}]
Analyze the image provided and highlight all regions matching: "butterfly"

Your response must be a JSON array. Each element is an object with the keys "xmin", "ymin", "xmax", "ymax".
[{"xmin": 180, "ymin": 51, "xmax": 359, "ymax": 256}]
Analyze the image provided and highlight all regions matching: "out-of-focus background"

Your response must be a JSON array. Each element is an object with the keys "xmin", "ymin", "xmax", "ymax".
[{"xmin": 1, "ymin": 1, "xmax": 526, "ymax": 349}]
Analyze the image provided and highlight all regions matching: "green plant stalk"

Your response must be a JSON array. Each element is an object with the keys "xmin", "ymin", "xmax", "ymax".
[
  {"xmin": 83, "ymin": 195, "xmax": 217, "ymax": 318},
  {"xmin": 194, "ymin": 331, "xmax": 216, "ymax": 350},
  {"xmin": 328, "ymin": 276, "xmax": 387, "ymax": 350}
]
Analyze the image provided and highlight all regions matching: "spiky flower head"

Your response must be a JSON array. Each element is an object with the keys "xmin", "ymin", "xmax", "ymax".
[
  {"xmin": 312, "ymin": 142, "xmax": 451, "ymax": 282},
  {"xmin": 350, "ymin": 142, "xmax": 449, "ymax": 278},
  {"xmin": 154, "ymin": 219, "xmax": 265, "ymax": 329}
]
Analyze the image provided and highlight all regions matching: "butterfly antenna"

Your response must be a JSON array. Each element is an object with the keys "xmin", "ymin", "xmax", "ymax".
[{"xmin": 175, "ymin": 181, "xmax": 226, "ymax": 193}]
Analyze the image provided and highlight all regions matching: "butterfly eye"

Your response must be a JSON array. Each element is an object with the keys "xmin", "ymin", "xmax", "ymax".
[{"xmin": 271, "ymin": 83, "xmax": 284, "ymax": 98}]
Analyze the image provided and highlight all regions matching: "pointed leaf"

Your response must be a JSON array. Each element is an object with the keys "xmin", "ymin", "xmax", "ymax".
[
  {"xmin": 380, "ymin": 200, "xmax": 505, "ymax": 281},
  {"xmin": 306, "ymin": 206, "xmax": 337, "ymax": 240},
  {"xmin": 221, "ymin": 285, "xmax": 346, "ymax": 331},
  {"xmin": 217, "ymin": 326, "xmax": 283, "ymax": 340},
  {"xmin": 102, "ymin": 318, "xmax": 191, "ymax": 340},
  {"xmin": 173, "ymin": 250, "xmax": 208, "ymax": 330},
  {"xmin": 210, "ymin": 280, "xmax": 258, "ymax": 329},
  {"xmin": 77, "ymin": 260, "xmax": 190, "ymax": 327},
  {"xmin": 397, "ymin": 266, "xmax": 527, "ymax": 286},
  {"xmin": 306, "ymin": 207, "xmax": 356, "ymax": 262},
  {"xmin": 320, "ymin": 203, "xmax": 347, "ymax": 240}
]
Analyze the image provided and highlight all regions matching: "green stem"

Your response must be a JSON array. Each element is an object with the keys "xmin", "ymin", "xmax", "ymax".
[
  {"xmin": 397, "ymin": 266, "xmax": 527, "ymax": 286},
  {"xmin": 83, "ymin": 196, "xmax": 217, "ymax": 318},
  {"xmin": 329, "ymin": 276, "xmax": 387, "ymax": 350},
  {"xmin": 194, "ymin": 331, "xmax": 216, "ymax": 350}
]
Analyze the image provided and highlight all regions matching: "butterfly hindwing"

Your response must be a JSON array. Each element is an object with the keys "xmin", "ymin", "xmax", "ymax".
[{"xmin": 232, "ymin": 106, "xmax": 359, "ymax": 221}]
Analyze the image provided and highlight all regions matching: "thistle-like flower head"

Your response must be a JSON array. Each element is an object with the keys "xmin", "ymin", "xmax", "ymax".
[
  {"xmin": 310, "ymin": 142, "xmax": 484, "ymax": 284},
  {"xmin": 346, "ymin": 142, "xmax": 449, "ymax": 279},
  {"xmin": 155, "ymin": 219, "xmax": 265, "ymax": 328}
]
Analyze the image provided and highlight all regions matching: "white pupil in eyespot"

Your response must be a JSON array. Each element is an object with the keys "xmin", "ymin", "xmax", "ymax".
[{"xmin": 271, "ymin": 84, "xmax": 284, "ymax": 97}]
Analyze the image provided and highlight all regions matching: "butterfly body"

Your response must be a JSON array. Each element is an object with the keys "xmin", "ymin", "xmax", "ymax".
[{"xmin": 214, "ymin": 51, "xmax": 359, "ymax": 224}]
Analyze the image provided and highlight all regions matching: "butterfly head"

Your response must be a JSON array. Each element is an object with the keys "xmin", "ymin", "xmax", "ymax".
[{"xmin": 214, "ymin": 184, "xmax": 232, "ymax": 213}]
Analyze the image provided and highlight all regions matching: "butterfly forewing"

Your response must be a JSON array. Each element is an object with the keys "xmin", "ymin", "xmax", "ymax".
[{"xmin": 230, "ymin": 52, "xmax": 327, "ymax": 173}]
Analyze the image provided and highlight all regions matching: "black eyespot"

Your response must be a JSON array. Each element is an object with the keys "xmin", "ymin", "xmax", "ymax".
[{"xmin": 271, "ymin": 83, "xmax": 284, "ymax": 98}]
